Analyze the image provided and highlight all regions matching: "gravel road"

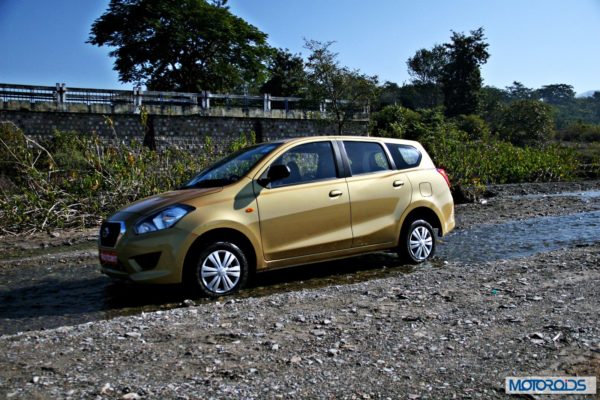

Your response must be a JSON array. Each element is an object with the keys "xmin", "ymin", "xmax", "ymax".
[{"xmin": 1, "ymin": 181, "xmax": 599, "ymax": 399}]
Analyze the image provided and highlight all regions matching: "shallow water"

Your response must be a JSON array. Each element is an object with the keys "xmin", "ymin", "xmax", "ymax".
[
  {"xmin": 507, "ymin": 190, "xmax": 600, "ymax": 201},
  {"xmin": 438, "ymin": 210, "xmax": 600, "ymax": 262},
  {"xmin": 1, "ymin": 210, "xmax": 600, "ymax": 336}
]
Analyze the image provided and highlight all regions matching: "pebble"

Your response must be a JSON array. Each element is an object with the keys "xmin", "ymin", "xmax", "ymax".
[{"xmin": 121, "ymin": 393, "xmax": 141, "ymax": 400}]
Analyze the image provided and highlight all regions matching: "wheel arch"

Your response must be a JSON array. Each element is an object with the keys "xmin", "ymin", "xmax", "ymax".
[
  {"xmin": 182, "ymin": 228, "xmax": 258, "ymax": 282},
  {"xmin": 400, "ymin": 206, "xmax": 443, "ymax": 239}
]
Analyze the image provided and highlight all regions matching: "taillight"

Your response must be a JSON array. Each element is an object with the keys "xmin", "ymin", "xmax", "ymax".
[{"xmin": 436, "ymin": 168, "xmax": 451, "ymax": 188}]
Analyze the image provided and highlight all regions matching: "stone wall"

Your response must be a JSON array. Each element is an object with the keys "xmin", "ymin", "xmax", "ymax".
[{"xmin": 0, "ymin": 109, "xmax": 368, "ymax": 151}]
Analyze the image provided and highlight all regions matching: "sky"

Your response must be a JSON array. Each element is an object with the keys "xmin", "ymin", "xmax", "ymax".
[{"xmin": 0, "ymin": 0, "xmax": 598, "ymax": 94}]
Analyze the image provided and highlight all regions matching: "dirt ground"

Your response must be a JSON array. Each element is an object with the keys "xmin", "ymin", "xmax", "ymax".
[{"xmin": 0, "ymin": 181, "xmax": 599, "ymax": 399}]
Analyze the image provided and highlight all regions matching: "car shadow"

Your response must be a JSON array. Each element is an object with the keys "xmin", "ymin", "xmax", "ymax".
[{"xmin": 0, "ymin": 252, "xmax": 419, "ymax": 335}]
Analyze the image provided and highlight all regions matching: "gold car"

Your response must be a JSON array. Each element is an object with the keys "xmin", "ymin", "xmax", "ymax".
[{"xmin": 99, "ymin": 136, "xmax": 455, "ymax": 297}]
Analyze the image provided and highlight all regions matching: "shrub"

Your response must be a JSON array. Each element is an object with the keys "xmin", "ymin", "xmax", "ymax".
[
  {"xmin": 424, "ymin": 134, "xmax": 578, "ymax": 189},
  {"xmin": 0, "ymin": 126, "xmax": 255, "ymax": 233},
  {"xmin": 454, "ymin": 114, "xmax": 490, "ymax": 140},
  {"xmin": 496, "ymin": 100, "xmax": 555, "ymax": 147},
  {"xmin": 369, "ymin": 105, "xmax": 422, "ymax": 139},
  {"xmin": 558, "ymin": 122, "xmax": 600, "ymax": 143}
]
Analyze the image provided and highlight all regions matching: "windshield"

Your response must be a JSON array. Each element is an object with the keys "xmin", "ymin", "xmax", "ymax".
[{"xmin": 183, "ymin": 142, "xmax": 282, "ymax": 188}]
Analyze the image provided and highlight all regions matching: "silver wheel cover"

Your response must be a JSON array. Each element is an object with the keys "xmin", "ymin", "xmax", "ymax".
[
  {"xmin": 200, "ymin": 250, "xmax": 241, "ymax": 294},
  {"xmin": 409, "ymin": 226, "xmax": 433, "ymax": 261}
]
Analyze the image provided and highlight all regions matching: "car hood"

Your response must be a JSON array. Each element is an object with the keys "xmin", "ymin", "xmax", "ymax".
[{"xmin": 109, "ymin": 188, "xmax": 222, "ymax": 222}]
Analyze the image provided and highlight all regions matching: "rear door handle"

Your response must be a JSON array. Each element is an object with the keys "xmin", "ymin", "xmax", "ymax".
[
  {"xmin": 393, "ymin": 180, "xmax": 405, "ymax": 187},
  {"xmin": 329, "ymin": 190, "xmax": 343, "ymax": 198}
]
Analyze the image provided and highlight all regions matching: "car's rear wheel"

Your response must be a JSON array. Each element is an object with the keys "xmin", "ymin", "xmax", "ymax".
[
  {"xmin": 400, "ymin": 219, "xmax": 436, "ymax": 263},
  {"xmin": 190, "ymin": 241, "xmax": 249, "ymax": 297}
]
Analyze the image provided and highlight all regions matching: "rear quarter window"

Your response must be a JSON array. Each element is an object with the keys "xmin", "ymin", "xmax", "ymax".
[{"xmin": 386, "ymin": 144, "xmax": 422, "ymax": 170}]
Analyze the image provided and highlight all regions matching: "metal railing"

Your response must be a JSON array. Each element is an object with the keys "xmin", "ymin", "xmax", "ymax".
[{"xmin": 0, "ymin": 82, "xmax": 370, "ymax": 118}]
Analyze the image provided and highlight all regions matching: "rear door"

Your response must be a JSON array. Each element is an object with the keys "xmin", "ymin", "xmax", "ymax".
[
  {"xmin": 254, "ymin": 141, "xmax": 353, "ymax": 261},
  {"xmin": 341, "ymin": 140, "xmax": 412, "ymax": 247}
]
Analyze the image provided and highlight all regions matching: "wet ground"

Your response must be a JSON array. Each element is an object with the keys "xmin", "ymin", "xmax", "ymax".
[{"xmin": 1, "ymin": 182, "xmax": 599, "ymax": 336}]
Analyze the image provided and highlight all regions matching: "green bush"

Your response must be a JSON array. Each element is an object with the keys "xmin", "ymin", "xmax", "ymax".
[
  {"xmin": 0, "ymin": 126, "xmax": 255, "ymax": 233},
  {"xmin": 558, "ymin": 122, "xmax": 600, "ymax": 143},
  {"xmin": 424, "ymin": 134, "xmax": 578, "ymax": 188},
  {"xmin": 370, "ymin": 105, "xmax": 580, "ymax": 200},
  {"xmin": 453, "ymin": 114, "xmax": 490, "ymax": 141},
  {"xmin": 0, "ymin": 122, "xmax": 31, "ymax": 180},
  {"xmin": 496, "ymin": 100, "xmax": 555, "ymax": 147},
  {"xmin": 369, "ymin": 105, "xmax": 422, "ymax": 139}
]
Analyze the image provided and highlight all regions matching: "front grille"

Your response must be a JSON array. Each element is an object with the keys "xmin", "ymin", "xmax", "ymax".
[{"xmin": 99, "ymin": 221, "xmax": 123, "ymax": 247}]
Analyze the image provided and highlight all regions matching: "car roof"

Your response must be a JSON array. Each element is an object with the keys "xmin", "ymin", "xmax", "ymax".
[{"xmin": 275, "ymin": 135, "xmax": 421, "ymax": 146}]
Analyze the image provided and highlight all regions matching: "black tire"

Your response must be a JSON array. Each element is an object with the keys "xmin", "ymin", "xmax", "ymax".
[
  {"xmin": 399, "ymin": 219, "xmax": 436, "ymax": 264},
  {"xmin": 189, "ymin": 241, "xmax": 249, "ymax": 297}
]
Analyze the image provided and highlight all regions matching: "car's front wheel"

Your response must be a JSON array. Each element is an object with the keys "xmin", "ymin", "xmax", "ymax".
[
  {"xmin": 399, "ymin": 219, "xmax": 436, "ymax": 263},
  {"xmin": 190, "ymin": 242, "xmax": 249, "ymax": 297}
]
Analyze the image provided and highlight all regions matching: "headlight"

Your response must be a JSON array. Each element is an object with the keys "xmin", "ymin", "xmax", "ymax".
[{"xmin": 134, "ymin": 205, "xmax": 194, "ymax": 235}]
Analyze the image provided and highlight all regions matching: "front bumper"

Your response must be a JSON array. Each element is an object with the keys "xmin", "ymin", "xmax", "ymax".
[{"xmin": 99, "ymin": 222, "xmax": 195, "ymax": 284}]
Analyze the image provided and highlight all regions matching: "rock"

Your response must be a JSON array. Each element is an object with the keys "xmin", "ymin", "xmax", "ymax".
[
  {"xmin": 289, "ymin": 356, "xmax": 302, "ymax": 364},
  {"xmin": 32, "ymin": 376, "xmax": 40, "ymax": 384},
  {"xmin": 271, "ymin": 343, "xmax": 279, "ymax": 351},
  {"xmin": 312, "ymin": 330, "xmax": 326, "ymax": 337},
  {"xmin": 182, "ymin": 299, "xmax": 195, "ymax": 307},
  {"xmin": 121, "ymin": 393, "xmax": 141, "ymax": 400},
  {"xmin": 125, "ymin": 332, "xmax": 141, "ymax": 339},
  {"xmin": 101, "ymin": 383, "xmax": 113, "ymax": 394},
  {"xmin": 327, "ymin": 348, "xmax": 339, "ymax": 357},
  {"xmin": 528, "ymin": 332, "xmax": 546, "ymax": 345}
]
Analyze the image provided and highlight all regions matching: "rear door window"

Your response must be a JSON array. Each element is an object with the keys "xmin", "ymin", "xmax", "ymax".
[
  {"xmin": 385, "ymin": 143, "xmax": 422, "ymax": 170},
  {"xmin": 342, "ymin": 141, "xmax": 391, "ymax": 175}
]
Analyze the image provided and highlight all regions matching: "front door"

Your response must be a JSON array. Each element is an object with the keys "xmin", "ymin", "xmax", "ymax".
[{"xmin": 254, "ymin": 141, "xmax": 352, "ymax": 261}]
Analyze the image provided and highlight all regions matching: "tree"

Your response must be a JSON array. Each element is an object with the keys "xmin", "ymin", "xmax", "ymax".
[
  {"xmin": 376, "ymin": 81, "xmax": 403, "ymax": 109},
  {"xmin": 304, "ymin": 40, "xmax": 379, "ymax": 135},
  {"xmin": 260, "ymin": 48, "xmax": 307, "ymax": 97},
  {"xmin": 479, "ymin": 85, "xmax": 509, "ymax": 125},
  {"xmin": 440, "ymin": 28, "xmax": 490, "ymax": 117},
  {"xmin": 399, "ymin": 83, "xmax": 445, "ymax": 110},
  {"xmin": 497, "ymin": 100, "xmax": 555, "ymax": 147},
  {"xmin": 594, "ymin": 91, "xmax": 600, "ymax": 120},
  {"xmin": 534, "ymin": 84, "xmax": 575, "ymax": 105},
  {"xmin": 370, "ymin": 105, "xmax": 422, "ymax": 139},
  {"xmin": 406, "ymin": 45, "xmax": 448, "ymax": 85},
  {"xmin": 376, "ymin": 81, "xmax": 443, "ymax": 111},
  {"xmin": 506, "ymin": 81, "xmax": 533, "ymax": 100},
  {"xmin": 88, "ymin": 0, "xmax": 272, "ymax": 92}
]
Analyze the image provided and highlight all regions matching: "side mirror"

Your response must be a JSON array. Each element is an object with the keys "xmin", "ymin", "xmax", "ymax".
[{"xmin": 258, "ymin": 164, "xmax": 290, "ymax": 187}]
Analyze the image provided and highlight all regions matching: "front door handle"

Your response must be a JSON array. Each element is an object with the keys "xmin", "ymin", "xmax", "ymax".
[
  {"xmin": 393, "ymin": 180, "xmax": 405, "ymax": 187},
  {"xmin": 329, "ymin": 190, "xmax": 343, "ymax": 198}
]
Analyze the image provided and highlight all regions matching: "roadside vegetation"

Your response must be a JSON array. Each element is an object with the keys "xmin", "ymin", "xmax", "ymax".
[
  {"xmin": 371, "ymin": 106, "xmax": 579, "ymax": 201},
  {"xmin": 0, "ymin": 121, "xmax": 254, "ymax": 234}
]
